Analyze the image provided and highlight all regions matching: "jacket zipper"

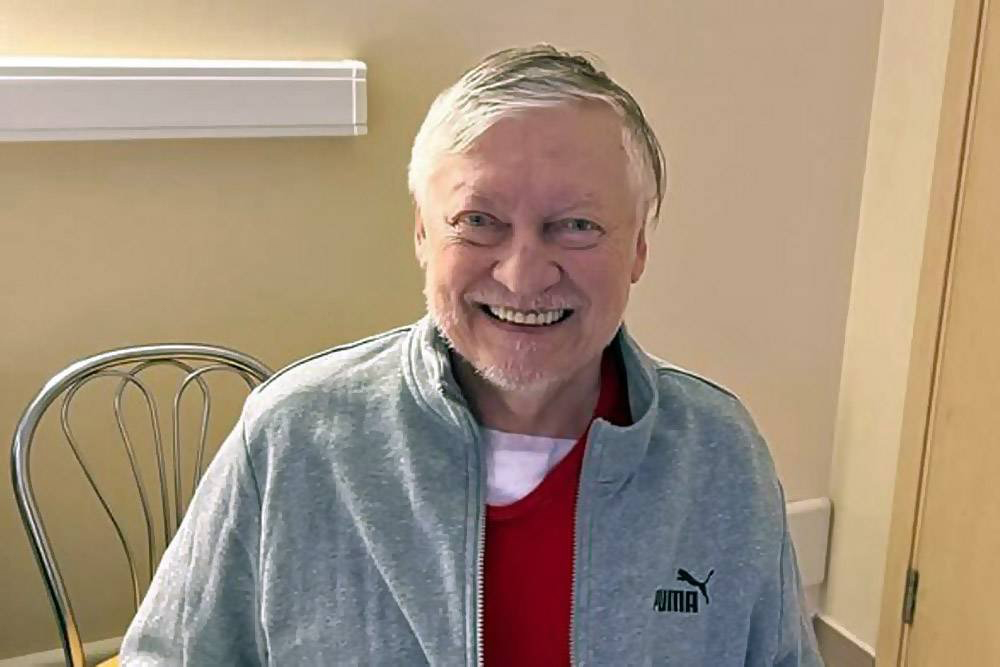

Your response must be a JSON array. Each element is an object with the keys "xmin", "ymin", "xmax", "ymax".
[
  {"xmin": 569, "ymin": 425, "xmax": 597, "ymax": 666},
  {"xmin": 459, "ymin": 399, "xmax": 486, "ymax": 667},
  {"xmin": 569, "ymin": 483, "xmax": 580, "ymax": 666}
]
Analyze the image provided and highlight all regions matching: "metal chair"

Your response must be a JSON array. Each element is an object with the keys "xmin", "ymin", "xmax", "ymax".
[{"xmin": 10, "ymin": 344, "xmax": 272, "ymax": 667}]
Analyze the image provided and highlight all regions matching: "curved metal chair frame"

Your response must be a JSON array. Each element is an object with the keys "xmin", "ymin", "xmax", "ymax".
[{"xmin": 10, "ymin": 344, "xmax": 272, "ymax": 667}]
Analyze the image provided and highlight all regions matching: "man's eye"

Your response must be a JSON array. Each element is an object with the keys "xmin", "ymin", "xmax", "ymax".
[
  {"xmin": 550, "ymin": 218, "xmax": 604, "ymax": 247},
  {"xmin": 452, "ymin": 211, "xmax": 501, "ymax": 228},
  {"xmin": 448, "ymin": 211, "xmax": 506, "ymax": 245},
  {"xmin": 461, "ymin": 212, "xmax": 496, "ymax": 227},
  {"xmin": 562, "ymin": 218, "xmax": 597, "ymax": 232}
]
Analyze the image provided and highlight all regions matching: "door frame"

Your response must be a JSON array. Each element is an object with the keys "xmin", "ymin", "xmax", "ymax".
[{"xmin": 875, "ymin": 0, "xmax": 989, "ymax": 663}]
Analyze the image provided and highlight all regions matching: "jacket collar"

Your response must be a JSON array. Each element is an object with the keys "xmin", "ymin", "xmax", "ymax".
[{"xmin": 405, "ymin": 314, "xmax": 659, "ymax": 482}]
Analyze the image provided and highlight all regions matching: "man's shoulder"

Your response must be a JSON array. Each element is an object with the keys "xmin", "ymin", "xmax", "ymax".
[
  {"xmin": 632, "ymin": 346, "xmax": 773, "ymax": 472},
  {"xmin": 656, "ymin": 362, "xmax": 741, "ymax": 404},
  {"xmin": 629, "ymin": 343, "xmax": 745, "ymax": 417},
  {"xmin": 634, "ymin": 349, "xmax": 782, "ymax": 522},
  {"xmin": 244, "ymin": 323, "xmax": 415, "ymax": 420}
]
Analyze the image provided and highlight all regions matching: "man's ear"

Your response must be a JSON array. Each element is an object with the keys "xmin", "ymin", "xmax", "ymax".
[
  {"xmin": 414, "ymin": 209, "xmax": 427, "ymax": 269},
  {"xmin": 630, "ymin": 223, "xmax": 648, "ymax": 284}
]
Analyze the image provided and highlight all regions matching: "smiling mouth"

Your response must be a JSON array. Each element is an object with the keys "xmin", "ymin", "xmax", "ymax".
[{"xmin": 479, "ymin": 304, "xmax": 574, "ymax": 327}]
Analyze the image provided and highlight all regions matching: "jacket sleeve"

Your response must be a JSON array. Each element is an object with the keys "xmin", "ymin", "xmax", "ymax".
[
  {"xmin": 773, "ymin": 496, "xmax": 825, "ymax": 667},
  {"xmin": 119, "ymin": 416, "xmax": 266, "ymax": 666}
]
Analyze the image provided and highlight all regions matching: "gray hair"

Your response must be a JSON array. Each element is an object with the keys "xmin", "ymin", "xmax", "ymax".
[{"xmin": 407, "ymin": 44, "xmax": 667, "ymax": 228}]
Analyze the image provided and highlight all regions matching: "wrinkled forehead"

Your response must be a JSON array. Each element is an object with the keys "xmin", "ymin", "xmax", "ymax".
[
  {"xmin": 465, "ymin": 102, "xmax": 627, "ymax": 162},
  {"xmin": 430, "ymin": 104, "xmax": 634, "ymax": 212}
]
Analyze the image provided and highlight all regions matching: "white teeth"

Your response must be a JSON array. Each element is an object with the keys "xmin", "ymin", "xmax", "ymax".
[{"xmin": 486, "ymin": 305, "xmax": 567, "ymax": 326}]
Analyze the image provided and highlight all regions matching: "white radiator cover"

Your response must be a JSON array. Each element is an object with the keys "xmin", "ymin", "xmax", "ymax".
[
  {"xmin": 0, "ymin": 57, "xmax": 367, "ymax": 141},
  {"xmin": 786, "ymin": 496, "xmax": 832, "ymax": 588}
]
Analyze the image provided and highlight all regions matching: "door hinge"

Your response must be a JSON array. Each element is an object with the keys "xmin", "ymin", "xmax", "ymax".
[{"xmin": 902, "ymin": 568, "xmax": 919, "ymax": 624}]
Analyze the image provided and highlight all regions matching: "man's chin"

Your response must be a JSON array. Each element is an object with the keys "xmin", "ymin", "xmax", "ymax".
[
  {"xmin": 470, "ymin": 360, "xmax": 564, "ymax": 394},
  {"xmin": 429, "ymin": 310, "xmax": 567, "ymax": 391}
]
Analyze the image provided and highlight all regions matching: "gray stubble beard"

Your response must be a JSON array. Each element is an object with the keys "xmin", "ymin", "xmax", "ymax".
[{"xmin": 424, "ymin": 286, "xmax": 566, "ymax": 395}]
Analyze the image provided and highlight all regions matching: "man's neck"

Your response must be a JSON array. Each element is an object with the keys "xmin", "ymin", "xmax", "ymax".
[{"xmin": 451, "ymin": 352, "xmax": 603, "ymax": 439}]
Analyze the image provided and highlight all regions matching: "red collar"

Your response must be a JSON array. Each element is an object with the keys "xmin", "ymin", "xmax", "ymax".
[{"xmin": 594, "ymin": 339, "xmax": 632, "ymax": 428}]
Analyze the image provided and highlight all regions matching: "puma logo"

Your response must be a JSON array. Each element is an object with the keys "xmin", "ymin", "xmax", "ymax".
[
  {"xmin": 676, "ymin": 568, "xmax": 714, "ymax": 605},
  {"xmin": 653, "ymin": 567, "xmax": 716, "ymax": 614}
]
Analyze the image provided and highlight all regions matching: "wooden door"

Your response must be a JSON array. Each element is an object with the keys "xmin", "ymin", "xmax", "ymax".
[{"xmin": 892, "ymin": 0, "xmax": 1000, "ymax": 663}]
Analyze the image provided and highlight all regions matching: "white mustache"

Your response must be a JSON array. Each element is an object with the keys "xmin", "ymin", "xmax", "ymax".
[{"xmin": 463, "ymin": 291, "xmax": 581, "ymax": 311}]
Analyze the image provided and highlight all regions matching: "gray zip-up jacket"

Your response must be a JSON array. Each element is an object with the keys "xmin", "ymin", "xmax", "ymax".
[{"xmin": 121, "ymin": 316, "xmax": 823, "ymax": 666}]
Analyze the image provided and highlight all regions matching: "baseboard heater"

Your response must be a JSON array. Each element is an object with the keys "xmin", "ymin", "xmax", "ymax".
[{"xmin": 786, "ymin": 496, "xmax": 832, "ymax": 588}]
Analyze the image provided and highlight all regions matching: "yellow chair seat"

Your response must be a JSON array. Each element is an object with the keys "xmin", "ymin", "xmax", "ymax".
[{"xmin": 96, "ymin": 656, "xmax": 120, "ymax": 667}]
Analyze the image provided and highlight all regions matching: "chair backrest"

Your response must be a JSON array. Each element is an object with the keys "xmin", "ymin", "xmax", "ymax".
[{"xmin": 10, "ymin": 344, "xmax": 272, "ymax": 667}]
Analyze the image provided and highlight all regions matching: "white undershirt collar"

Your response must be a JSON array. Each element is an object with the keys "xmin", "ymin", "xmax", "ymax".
[{"xmin": 481, "ymin": 427, "xmax": 577, "ymax": 506}]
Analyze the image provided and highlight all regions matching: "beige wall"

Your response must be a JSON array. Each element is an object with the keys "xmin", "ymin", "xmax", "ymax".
[
  {"xmin": 0, "ymin": 1, "xmax": 881, "ymax": 658},
  {"xmin": 821, "ymin": 0, "xmax": 959, "ymax": 650},
  {"xmin": 626, "ymin": 4, "xmax": 881, "ymax": 502}
]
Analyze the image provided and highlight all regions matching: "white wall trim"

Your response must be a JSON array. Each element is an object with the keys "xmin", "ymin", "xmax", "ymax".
[
  {"xmin": 786, "ymin": 496, "xmax": 832, "ymax": 589},
  {"xmin": 0, "ymin": 57, "xmax": 367, "ymax": 141},
  {"xmin": 816, "ymin": 613, "xmax": 875, "ymax": 657}
]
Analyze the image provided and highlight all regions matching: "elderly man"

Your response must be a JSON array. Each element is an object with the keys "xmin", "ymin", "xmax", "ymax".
[{"xmin": 123, "ymin": 45, "xmax": 822, "ymax": 665}]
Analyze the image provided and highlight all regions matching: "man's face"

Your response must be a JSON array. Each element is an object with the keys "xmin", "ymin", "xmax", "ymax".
[{"xmin": 415, "ymin": 102, "xmax": 648, "ymax": 392}]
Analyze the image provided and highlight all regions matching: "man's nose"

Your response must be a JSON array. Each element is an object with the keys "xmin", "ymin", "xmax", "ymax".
[{"xmin": 491, "ymin": 239, "xmax": 562, "ymax": 296}]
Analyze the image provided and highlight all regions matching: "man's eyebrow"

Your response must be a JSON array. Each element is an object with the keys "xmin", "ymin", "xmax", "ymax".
[
  {"xmin": 449, "ymin": 185, "xmax": 604, "ymax": 216},
  {"xmin": 465, "ymin": 193, "xmax": 504, "ymax": 208},
  {"xmin": 447, "ymin": 181, "xmax": 508, "ymax": 208},
  {"xmin": 547, "ymin": 193, "xmax": 603, "ymax": 218}
]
